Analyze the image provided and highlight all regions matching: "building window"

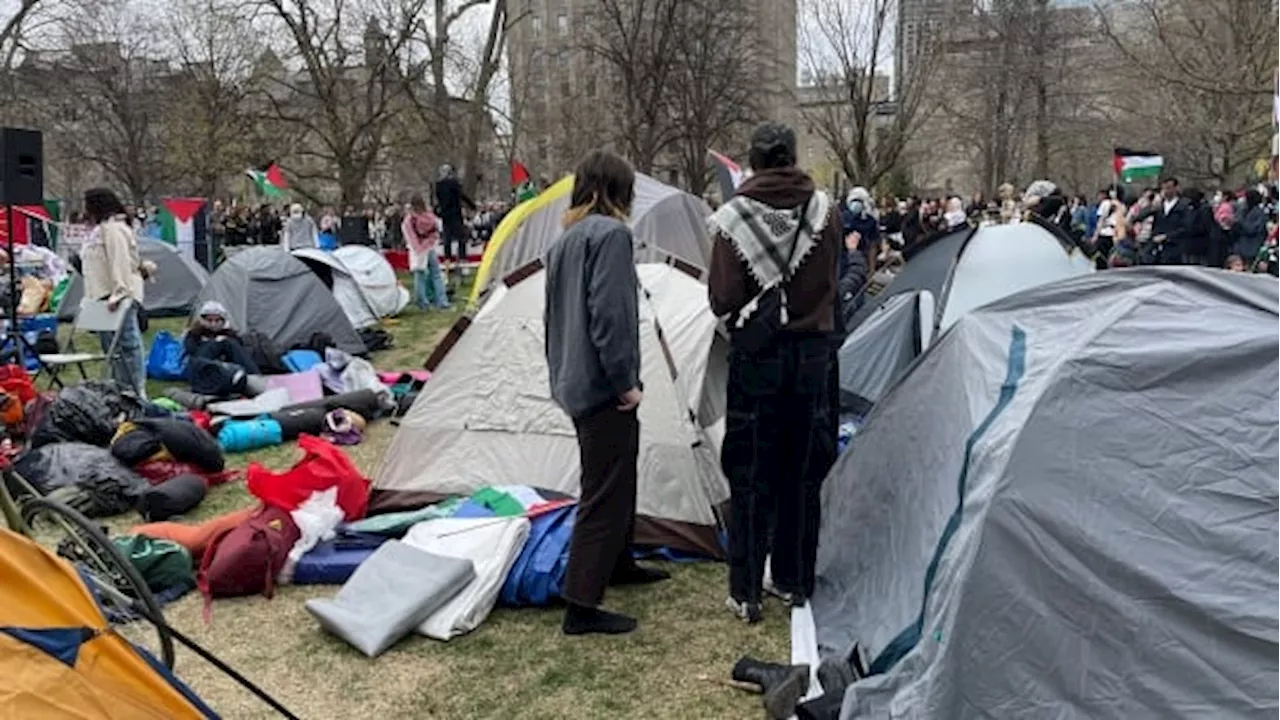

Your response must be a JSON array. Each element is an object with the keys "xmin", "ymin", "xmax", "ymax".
[
  {"xmin": 531, "ymin": 15, "xmax": 543, "ymax": 37},
  {"xmin": 585, "ymin": 74, "xmax": 597, "ymax": 98},
  {"xmin": 557, "ymin": 52, "xmax": 569, "ymax": 69},
  {"xmin": 560, "ymin": 79, "xmax": 571, "ymax": 97},
  {"xmin": 557, "ymin": 14, "xmax": 568, "ymax": 35}
]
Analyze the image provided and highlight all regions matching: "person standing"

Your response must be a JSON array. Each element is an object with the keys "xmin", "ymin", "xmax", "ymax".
[
  {"xmin": 79, "ymin": 188, "xmax": 148, "ymax": 398},
  {"xmin": 402, "ymin": 194, "xmax": 450, "ymax": 310},
  {"xmin": 339, "ymin": 205, "xmax": 369, "ymax": 246},
  {"xmin": 281, "ymin": 203, "xmax": 319, "ymax": 250},
  {"xmin": 708, "ymin": 123, "xmax": 840, "ymax": 622},
  {"xmin": 1136, "ymin": 176, "xmax": 1190, "ymax": 265},
  {"xmin": 435, "ymin": 164, "xmax": 476, "ymax": 262},
  {"xmin": 544, "ymin": 149, "xmax": 668, "ymax": 636},
  {"xmin": 1234, "ymin": 189, "xmax": 1268, "ymax": 263},
  {"xmin": 1180, "ymin": 189, "xmax": 1213, "ymax": 266}
]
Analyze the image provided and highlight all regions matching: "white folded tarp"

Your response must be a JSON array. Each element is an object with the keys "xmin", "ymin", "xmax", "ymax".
[
  {"xmin": 305, "ymin": 540, "xmax": 474, "ymax": 657},
  {"xmin": 404, "ymin": 517, "xmax": 530, "ymax": 641}
]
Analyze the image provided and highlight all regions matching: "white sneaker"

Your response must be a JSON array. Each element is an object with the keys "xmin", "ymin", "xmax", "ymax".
[{"xmin": 725, "ymin": 596, "xmax": 763, "ymax": 624}]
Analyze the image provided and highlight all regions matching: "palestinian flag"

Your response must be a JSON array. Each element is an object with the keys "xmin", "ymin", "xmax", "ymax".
[
  {"xmin": 708, "ymin": 149, "xmax": 744, "ymax": 201},
  {"xmin": 1113, "ymin": 149, "xmax": 1163, "ymax": 184},
  {"xmin": 512, "ymin": 161, "xmax": 537, "ymax": 203},
  {"xmin": 158, "ymin": 198, "xmax": 206, "ymax": 261},
  {"xmin": 247, "ymin": 162, "xmax": 289, "ymax": 199}
]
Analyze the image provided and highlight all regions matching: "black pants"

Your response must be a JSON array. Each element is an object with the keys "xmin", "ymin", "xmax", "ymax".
[
  {"xmin": 191, "ymin": 338, "xmax": 260, "ymax": 375},
  {"xmin": 442, "ymin": 222, "xmax": 466, "ymax": 260},
  {"xmin": 562, "ymin": 404, "xmax": 640, "ymax": 608},
  {"xmin": 723, "ymin": 333, "xmax": 836, "ymax": 604}
]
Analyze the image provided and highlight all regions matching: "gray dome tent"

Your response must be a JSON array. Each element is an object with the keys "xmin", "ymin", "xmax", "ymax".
[
  {"xmin": 59, "ymin": 238, "xmax": 212, "ymax": 320},
  {"xmin": 193, "ymin": 247, "xmax": 366, "ymax": 355},
  {"xmin": 807, "ymin": 268, "xmax": 1279, "ymax": 719},
  {"xmin": 839, "ymin": 221, "xmax": 1093, "ymax": 414}
]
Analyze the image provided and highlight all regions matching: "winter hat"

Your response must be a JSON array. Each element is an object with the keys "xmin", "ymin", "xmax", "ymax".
[
  {"xmin": 198, "ymin": 301, "xmax": 229, "ymax": 320},
  {"xmin": 1022, "ymin": 180, "xmax": 1058, "ymax": 207}
]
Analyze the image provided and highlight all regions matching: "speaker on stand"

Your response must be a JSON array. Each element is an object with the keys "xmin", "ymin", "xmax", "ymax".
[{"xmin": 0, "ymin": 127, "xmax": 46, "ymax": 370}]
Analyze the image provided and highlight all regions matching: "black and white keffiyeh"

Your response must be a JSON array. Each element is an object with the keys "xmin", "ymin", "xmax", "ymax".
[{"xmin": 708, "ymin": 191, "xmax": 832, "ymax": 290}]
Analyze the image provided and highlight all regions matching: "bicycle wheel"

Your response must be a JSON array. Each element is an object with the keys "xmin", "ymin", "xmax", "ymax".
[{"xmin": 21, "ymin": 497, "xmax": 176, "ymax": 669}]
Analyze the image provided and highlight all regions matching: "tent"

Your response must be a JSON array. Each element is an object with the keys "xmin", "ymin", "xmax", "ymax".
[
  {"xmin": 374, "ymin": 260, "xmax": 730, "ymax": 557},
  {"xmin": 807, "ymin": 268, "xmax": 1279, "ymax": 719},
  {"xmin": 60, "ymin": 237, "xmax": 212, "ymax": 321},
  {"xmin": 290, "ymin": 248, "xmax": 381, "ymax": 329},
  {"xmin": 468, "ymin": 173, "xmax": 713, "ymax": 304},
  {"xmin": 332, "ymin": 245, "xmax": 410, "ymax": 318},
  {"xmin": 0, "ymin": 528, "xmax": 217, "ymax": 718},
  {"xmin": 194, "ymin": 247, "xmax": 366, "ymax": 355},
  {"xmin": 839, "ymin": 220, "xmax": 1093, "ymax": 413}
]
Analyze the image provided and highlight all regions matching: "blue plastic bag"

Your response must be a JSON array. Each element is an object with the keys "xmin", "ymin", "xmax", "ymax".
[{"xmin": 146, "ymin": 331, "xmax": 187, "ymax": 381}]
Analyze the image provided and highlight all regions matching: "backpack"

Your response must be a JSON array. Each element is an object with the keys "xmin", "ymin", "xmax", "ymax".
[
  {"xmin": 242, "ymin": 331, "xmax": 288, "ymax": 375},
  {"xmin": 113, "ymin": 534, "xmax": 195, "ymax": 594},
  {"xmin": 198, "ymin": 505, "xmax": 300, "ymax": 602}
]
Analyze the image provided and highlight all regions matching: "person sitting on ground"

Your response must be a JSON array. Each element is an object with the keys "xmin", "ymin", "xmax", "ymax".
[
  {"xmin": 184, "ymin": 301, "xmax": 260, "ymax": 375},
  {"xmin": 1225, "ymin": 253, "xmax": 1247, "ymax": 272}
]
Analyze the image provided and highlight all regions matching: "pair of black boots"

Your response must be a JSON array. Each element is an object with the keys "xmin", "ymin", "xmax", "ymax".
[{"xmin": 731, "ymin": 653, "xmax": 857, "ymax": 720}]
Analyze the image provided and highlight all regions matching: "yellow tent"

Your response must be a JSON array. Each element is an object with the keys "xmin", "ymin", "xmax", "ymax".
[
  {"xmin": 0, "ymin": 528, "xmax": 216, "ymax": 719},
  {"xmin": 469, "ymin": 176, "xmax": 575, "ymax": 305}
]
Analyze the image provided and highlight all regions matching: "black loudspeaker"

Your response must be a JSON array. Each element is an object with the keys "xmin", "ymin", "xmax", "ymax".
[{"xmin": 0, "ymin": 127, "xmax": 43, "ymax": 206}]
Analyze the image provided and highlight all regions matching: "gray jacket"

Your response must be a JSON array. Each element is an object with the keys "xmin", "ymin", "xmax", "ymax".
[
  {"xmin": 544, "ymin": 214, "xmax": 640, "ymax": 420},
  {"xmin": 283, "ymin": 215, "xmax": 319, "ymax": 250}
]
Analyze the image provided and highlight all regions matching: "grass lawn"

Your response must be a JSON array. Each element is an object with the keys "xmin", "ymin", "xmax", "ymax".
[{"xmin": 83, "ymin": 278, "xmax": 787, "ymax": 719}]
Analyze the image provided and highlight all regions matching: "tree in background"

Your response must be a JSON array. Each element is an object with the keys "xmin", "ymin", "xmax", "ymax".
[
  {"xmin": 799, "ymin": 0, "xmax": 940, "ymax": 191},
  {"xmin": 163, "ymin": 0, "xmax": 262, "ymax": 198},
  {"xmin": 1097, "ymin": 0, "xmax": 1278, "ymax": 187},
  {"xmin": 666, "ymin": 0, "xmax": 761, "ymax": 196},
  {"xmin": 254, "ymin": 0, "xmax": 427, "ymax": 206}
]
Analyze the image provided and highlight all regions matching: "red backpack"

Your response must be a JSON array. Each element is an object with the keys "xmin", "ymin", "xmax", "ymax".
[{"xmin": 198, "ymin": 505, "xmax": 300, "ymax": 610}]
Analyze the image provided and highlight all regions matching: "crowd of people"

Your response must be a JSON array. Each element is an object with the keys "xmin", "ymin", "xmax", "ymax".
[{"xmin": 839, "ymin": 178, "xmax": 1280, "ymax": 278}]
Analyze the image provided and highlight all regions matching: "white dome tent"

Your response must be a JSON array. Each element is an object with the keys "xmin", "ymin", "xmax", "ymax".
[{"xmin": 332, "ymin": 245, "xmax": 410, "ymax": 318}]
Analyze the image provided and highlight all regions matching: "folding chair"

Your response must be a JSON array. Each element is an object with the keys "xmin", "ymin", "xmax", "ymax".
[{"xmin": 37, "ymin": 298, "xmax": 132, "ymax": 389}]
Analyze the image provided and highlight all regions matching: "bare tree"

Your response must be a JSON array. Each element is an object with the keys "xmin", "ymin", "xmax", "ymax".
[
  {"xmin": 665, "ymin": 0, "xmax": 761, "ymax": 195},
  {"xmin": 799, "ymin": 0, "xmax": 940, "ymax": 190},
  {"xmin": 48, "ymin": 3, "xmax": 169, "ymax": 204},
  {"xmin": 163, "ymin": 0, "xmax": 262, "ymax": 197},
  {"xmin": 584, "ymin": 0, "xmax": 685, "ymax": 173},
  {"xmin": 255, "ymin": 0, "xmax": 427, "ymax": 205},
  {"xmin": 1097, "ymin": 0, "xmax": 1278, "ymax": 186}
]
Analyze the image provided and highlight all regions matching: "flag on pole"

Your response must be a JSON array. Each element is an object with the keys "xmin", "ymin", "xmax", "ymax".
[
  {"xmin": 247, "ymin": 162, "xmax": 289, "ymax": 199},
  {"xmin": 1112, "ymin": 149, "xmax": 1163, "ymax": 184},
  {"xmin": 512, "ymin": 161, "xmax": 537, "ymax": 203},
  {"xmin": 708, "ymin": 149, "xmax": 744, "ymax": 201},
  {"xmin": 159, "ymin": 198, "xmax": 206, "ymax": 261}
]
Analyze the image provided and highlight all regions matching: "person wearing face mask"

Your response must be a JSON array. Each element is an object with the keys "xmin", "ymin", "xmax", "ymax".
[
  {"xmin": 841, "ymin": 186, "xmax": 878, "ymax": 271},
  {"xmin": 281, "ymin": 203, "xmax": 319, "ymax": 250}
]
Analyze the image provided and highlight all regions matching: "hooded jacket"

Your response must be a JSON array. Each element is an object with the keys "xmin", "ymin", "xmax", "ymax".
[{"xmin": 707, "ymin": 167, "xmax": 841, "ymax": 333}]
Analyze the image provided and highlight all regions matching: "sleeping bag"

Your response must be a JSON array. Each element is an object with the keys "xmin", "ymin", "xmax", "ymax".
[
  {"xmin": 135, "ymin": 474, "xmax": 207, "ymax": 522},
  {"xmin": 131, "ymin": 505, "xmax": 258, "ymax": 561}
]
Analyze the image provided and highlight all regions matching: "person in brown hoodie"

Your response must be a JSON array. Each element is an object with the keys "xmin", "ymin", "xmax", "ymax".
[{"xmin": 708, "ymin": 122, "xmax": 840, "ymax": 623}]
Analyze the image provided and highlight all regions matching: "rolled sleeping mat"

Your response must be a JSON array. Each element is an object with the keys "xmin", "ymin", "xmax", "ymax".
[
  {"xmin": 282, "ymin": 389, "xmax": 383, "ymax": 420},
  {"xmin": 217, "ymin": 418, "xmax": 283, "ymax": 453},
  {"xmin": 165, "ymin": 387, "xmax": 215, "ymax": 410},
  {"xmin": 269, "ymin": 406, "xmax": 330, "ymax": 441}
]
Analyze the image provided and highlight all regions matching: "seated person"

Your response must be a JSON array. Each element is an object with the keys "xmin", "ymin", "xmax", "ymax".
[{"xmin": 184, "ymin": 301, "xmax": 260, "ymax": 375}]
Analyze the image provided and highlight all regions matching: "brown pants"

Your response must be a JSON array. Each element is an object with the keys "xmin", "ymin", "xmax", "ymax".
[{"xmin": 562, "ymin": 404, "xmax": 640, "ymax": 608}]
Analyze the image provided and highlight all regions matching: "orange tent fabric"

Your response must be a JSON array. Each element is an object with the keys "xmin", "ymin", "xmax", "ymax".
[
  {"xmin": 130, "ymin": 505, "xmax": 259, "ymax": 561},
  {"xmin": 0, "ymin": 529, "xmax": 213, "ymax": 718}
]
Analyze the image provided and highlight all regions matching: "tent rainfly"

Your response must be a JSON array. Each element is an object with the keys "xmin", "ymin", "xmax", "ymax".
[
  {"xmin": 60, "ymin": 236, "xmax": 212, "ymax": 320},
  {"xmin": 374, "ymin": 261, "xmax": 730, "ymax": 557},
  {"xmin": 469, "ymin": 172, "xmax": 713, "ymax": 304},
  {"xmin": 193, "ymin": 247, "xmax": 366, "ymax": 355},
  {"xmin": 291, "ymin": 248, "xmax": 382, "ymax": 330},
  {"xmin": 806, "ymin": 268, "xmax": 1279, "ymax": 719},
  {"xmin": 332, "ymin": 245, "xmax": 410, "ymax": 318},
  {"xmin": 839, "ymin": 220, "xmax": 1093, "ymax": 414}
]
